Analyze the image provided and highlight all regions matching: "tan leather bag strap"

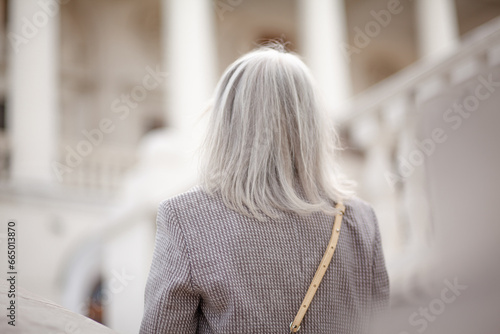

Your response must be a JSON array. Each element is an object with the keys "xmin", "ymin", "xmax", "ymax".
[{"xmin": 289, "ymin": 201, "xmax": 345, "ymax": 333}]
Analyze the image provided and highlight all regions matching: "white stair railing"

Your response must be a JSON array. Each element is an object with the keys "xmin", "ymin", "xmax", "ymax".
[{"xmin": 339, "ymin": 17, "xmax": 500, "ymax": 298}]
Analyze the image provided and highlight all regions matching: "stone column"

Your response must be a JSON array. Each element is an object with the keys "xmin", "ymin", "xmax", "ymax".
[
  {"xmin": 162, "ymin": 0, "xmax": 217, "ymax": 137},
  {"xmin": 298, "ymin": 0, "xmax": 352, "ymax": 120},
  {"xmin": 415, "ymin": 0, "xmax": 460, "ymax": 58},
  {"xmin": 7, "ymin": 0, "xmax": 60, "ymax": 184}
]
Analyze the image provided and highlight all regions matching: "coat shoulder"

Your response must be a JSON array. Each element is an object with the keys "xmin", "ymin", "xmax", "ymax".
[
  {"xmin": 344, "ymin": 196, "xmax": 375, "ymax": 216},
  {"xmin": 343, "ymin": 196, "xmax": 379, "ymax": 237},
  {"xmin": 157, "ymin": 185, "xmax": 221, "ymax": 218}
]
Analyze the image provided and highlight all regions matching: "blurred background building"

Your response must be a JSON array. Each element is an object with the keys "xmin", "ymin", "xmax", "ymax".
[{"xmin": 0, "ymin": 0, "xmax": 499, "ymax": 333}]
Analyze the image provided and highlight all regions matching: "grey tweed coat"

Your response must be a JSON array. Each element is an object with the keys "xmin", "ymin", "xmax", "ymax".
[{"xmin": 139, "ymin": 186, "xmax": 389, "ymax": 334}]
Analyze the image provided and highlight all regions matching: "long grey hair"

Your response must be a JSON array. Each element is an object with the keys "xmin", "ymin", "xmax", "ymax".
[{"xmin": 200, "ymin": 45, "xmax": 354, "ymax": 221}]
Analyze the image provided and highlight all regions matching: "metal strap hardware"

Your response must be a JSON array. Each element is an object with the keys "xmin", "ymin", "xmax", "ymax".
[{"xmin": 289, "ymin": 201, "xmax": 345, "ymax": 333}]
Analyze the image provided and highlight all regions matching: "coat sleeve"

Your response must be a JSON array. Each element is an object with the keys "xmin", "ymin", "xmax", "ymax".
[
  {"xmin": 370, "ymin": 207, "xmax": 390, "ymax": 319},
  {"xmin": 139, "ymin": 200, "xmax": 200, "ymax": 334}
]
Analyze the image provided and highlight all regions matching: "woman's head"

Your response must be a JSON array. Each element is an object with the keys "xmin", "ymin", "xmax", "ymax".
[{"xmin": 200, "ymin": 45, "xmax": 353, "ymax": 220}]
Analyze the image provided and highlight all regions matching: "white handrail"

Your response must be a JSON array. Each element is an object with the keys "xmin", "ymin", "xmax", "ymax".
[{"xmin": 340, "ymin": 17, "xmax": 500, "ymax": 123}]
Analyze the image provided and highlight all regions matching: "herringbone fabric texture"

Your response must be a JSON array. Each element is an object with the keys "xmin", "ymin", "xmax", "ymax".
[{"xmin": 140, "ymin": 185, "xmax": 389, "ymax": 334}]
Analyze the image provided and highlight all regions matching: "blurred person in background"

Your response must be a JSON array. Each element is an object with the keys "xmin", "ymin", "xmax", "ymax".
[{"xmin": 139, "ymin": 45, "xmax": 389, "ymax": 334}]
